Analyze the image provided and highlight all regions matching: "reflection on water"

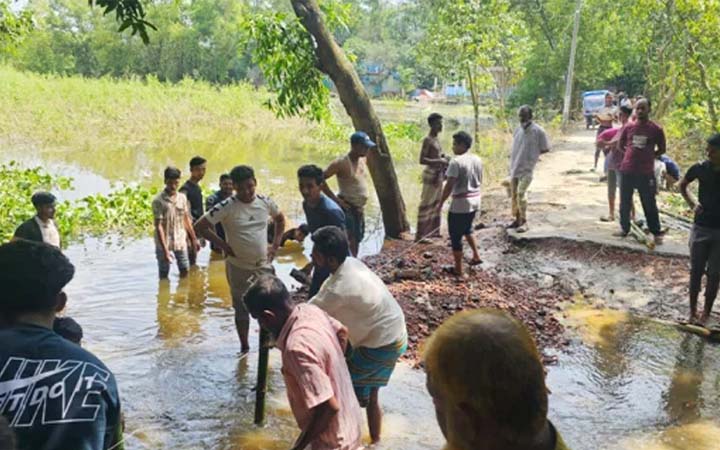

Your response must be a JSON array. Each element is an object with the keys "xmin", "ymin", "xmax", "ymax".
[
  {"xmin": 550, "ymin": 307, "xmax": 720, "ymax": 450},
  {"xmin": 62, "ymin": 239, "xmax": 442, "ymax": 449}
]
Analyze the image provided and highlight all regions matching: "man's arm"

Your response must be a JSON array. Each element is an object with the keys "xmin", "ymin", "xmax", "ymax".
[
  {"xmin": 655, "ymin": 127, "xmax": 667, "ymax": 157},
  {"xmin": 419, "ymin": 138, "xmax": 446, "ymax": 166},
  {"xmin": 290, "ymin": 397, "xmax": 340, "ymax": 450},
  {"xmin": 679, "ymin": 170, "xmax": 701, "ymax": 214},
  {"xmin": 183, "ymin": 212, "xmax": 200, "ymax": 251},
  {"xmin": 195, "ymin": 217, "xmax": 234, "ymax": 256},
  {"xmin": 268, "ymin": 211, "xmax": 286, "ymax": 261},
  {"xmin": 321, "ymin": 161, "xmax": 349, "ymax": 209},
  {"xmin": 539, "ymin": 130, "xmax": 550, "ymax": 154},
  {"xmin": 436, "ymin": 177, "xmax": 456, "ymax": 213},
  {"xmin": 154, "ymin": 219, "xmax": 172, "ymax": 262}
]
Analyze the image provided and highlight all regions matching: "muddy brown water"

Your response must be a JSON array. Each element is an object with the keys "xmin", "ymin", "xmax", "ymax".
[{"xmin": 6, "ymin": 149, "xmax": 720, "ymax": 449}]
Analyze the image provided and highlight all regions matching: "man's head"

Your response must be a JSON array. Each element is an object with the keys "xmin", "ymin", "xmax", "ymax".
[
  {"xmin": 428, "ymin": 113, "xmax": 443, "ymax": 134},
  {"xmin": 604, "ymin": 92, "xmax": 613, "ymax": 107},
  {"xmin": 350, "ymin": 131, "xmax": 376, "ymax": 158},
  {"xmin": 297, "ymin": 164, "xmax": 325, "ymax": 204},
  {"xmin": 0, "ymin": 240, "xmax": 75, "ymax": 324},
  {"xmin": 518, "ymin": 105, "xmax": 533, "ymax": 125},
  {"xmin": 189, "ymin": 156, "xmax": 207, "ymax": 182},
  {"xmin": 635, "ymin": 98, "xmax": 651, "ymax": 121},
  {"xmin": 31, "ymin": 192, "xmax": 57, "ymax": 221},
  {"xmin": 452, "ymin": 131, "xmax": 472, "ymax": 155},
  {"xmin": 423, "ymin": 309, "xmax": 548, "ymax": 450},
  {"xmin": 53, "ymin": 316, "xmax": 83, "ymax": 345},
  {"xmin": 163, "ymin": 166, "xmax": 182, "ymax": 194},
  {"xmin": 243, "ymin": 275, "xmax": 293, "ymax": 338},
  {"xmin": 230, "ymin": 165, "xmax": 256, "ymax": 203},
  {"xmin": 619, "ymin": 105, "xmax": 632, "ymax": 124},
  {"xmin": 311, "ymin": 226, "xmax": 349, "ymax": 272},
  {"xmin": 219, "ymin": 173, "xmax": 234, "ymax": 196},
  {"xmin": 706, "ymin": 133, "xmax": 720, "ymax": 165}
]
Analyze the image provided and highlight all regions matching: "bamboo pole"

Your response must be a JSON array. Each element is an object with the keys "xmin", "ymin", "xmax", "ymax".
[{"xmin": 254, "ymin": 328, "xmax": 271, "ymax": 425}]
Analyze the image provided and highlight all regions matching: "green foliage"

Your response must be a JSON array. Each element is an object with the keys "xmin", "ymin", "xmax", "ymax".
[
  {"xmin": 241, "ymin": 11, "xmax": 330, "ymax": 122},
  {"xmin": 383, "ymin": 122, "xmax": 424, "ymax": 142},
  {"xmin": 0, "ymin": 1, "xmax": 33, "ymax": 54},
  {"xmin": 91, "ymin": 0, "xmax": 156, "ymax": 44},
  {"xmin": 0, "ymin": 161, "xmax": 158, "ymax": 244},
  {"xmin": 13, "ymin": 0, "xmax": 250, "ymax": 83}
]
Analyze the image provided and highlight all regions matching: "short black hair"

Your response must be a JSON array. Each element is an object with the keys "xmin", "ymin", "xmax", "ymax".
[
  {"xmin": 189, "ymin": 156, "xmax": 206, "ymax": 169},
  {"xmin": 164, "ymin": 166, "xmax": 182, "ymax": 181},
  {"xmin": 620, "ymin": 105, "xmax": 633, "ymax": 115},
  {"xmin": 230, "ymin": 165, "xmax": 255, "ymax": 185},
  {"xmin": 428, "ymin": 113, "xmax": 443, "ymax": 126},
  {"xmin": 452, "ymin": 131, "xmax": 473, "ymax": 150},
  {"xmin": 219, "ymin": 173, "xmax": 231, "ymax": 183},
  {"xmin": 243, "ymin": 275, "xmax": 290, "ymax": 315},
  {"xmin": 311, "ymin": 226, "xmax": 349, "ymax": 264},
  {"xmin": 297, "ymin": 164, "xmax": 325, "ymax": 185},
  {"xmin": 53, "ymin": 316, "xmax": 83, "ymax": 344},
  {"xmin": 519, "ymin": 104, "xmax": 533, "ymax": 117},
  {"xmin": 707, "ymin": 133, "xmax": 720, "ymax": 150},
  {"xmin": 0, "ymin": 241, "xmax": 75, "ymax": 317},
  {"xmin": 31, "ymin": 191, "xmax": 56, "ymax": 207}
]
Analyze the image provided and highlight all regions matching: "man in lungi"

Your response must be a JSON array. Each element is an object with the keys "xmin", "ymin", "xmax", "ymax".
[
  {"xmin": 416, "ymin": 112, "xmax": 449, "ymax": 241},
  {"xmin": 309, "ymin": 225, "xmax": 407, "ymax": 445}
]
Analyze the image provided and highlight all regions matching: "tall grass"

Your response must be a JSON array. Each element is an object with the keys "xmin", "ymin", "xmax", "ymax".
[{"xmin": 1, "ymin": 66, "xmax": 514, "ymax": 229}]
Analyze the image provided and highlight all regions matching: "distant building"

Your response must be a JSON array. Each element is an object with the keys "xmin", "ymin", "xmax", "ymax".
[{"xmin": 358, "ymin": 63, "xmax": 402, "ymax": 97}]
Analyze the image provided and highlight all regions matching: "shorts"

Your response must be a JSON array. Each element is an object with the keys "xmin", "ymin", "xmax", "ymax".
[
  {"xmin": 156, "ymin": 249, "xmax": 190, "ymax": 278},
  {"xmin": 226, "ymin": 263, "xmax": 274, "ymax": 321},
  {"xmin": 448, "ymin": 211, "xmax": 476, "ymax": 251},
  {"xmin": 690, "ymin": 225, "xmax": 720, "ymax": 275},
  {"xmin": 344, "ymin": 206, "xmax": 365, "ymax": 243}
]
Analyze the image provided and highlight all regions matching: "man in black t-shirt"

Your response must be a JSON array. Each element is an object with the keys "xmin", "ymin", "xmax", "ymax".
[
  {"xmin": 205, "ymin": 173, "xmax": 234, "ymax": 253},
  {"xmin": 680, "ymin": 133, "xmax": 720, "ymax": 325},
  {"xmin": 0, "ymin": 241, "xmax": 123, "ymax": 450},
  {"xmin": 180, "ymin": 156, "xmax": 207, "ymax": 265}
]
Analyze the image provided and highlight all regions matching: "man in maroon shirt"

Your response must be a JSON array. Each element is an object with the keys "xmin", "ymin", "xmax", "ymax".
[{"xmin": 616, "ymin": 98, "xmax": 666, "ymax": 245}]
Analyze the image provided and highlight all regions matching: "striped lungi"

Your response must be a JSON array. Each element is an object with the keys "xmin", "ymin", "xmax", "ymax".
[{"xmin": 346, "ymin": 337, "xmax": 407, "ymax": 405}]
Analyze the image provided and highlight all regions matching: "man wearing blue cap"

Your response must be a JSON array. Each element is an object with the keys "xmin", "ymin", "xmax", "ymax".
[{"xmin": 322, "ymin": 131, "xmax": 374, "ymax": 256}]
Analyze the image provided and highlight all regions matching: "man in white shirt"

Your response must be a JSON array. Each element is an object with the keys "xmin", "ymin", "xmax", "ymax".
[
  {"xmin": 195, "ymin": 165, "xmax": 286, "ymax": 353},
  {"xmin": 12, "ymin": 192, "xmax": 61, "ymax": 248},
  {"xmin": 508, "ymin": 105, "xmax": 551, "ymax": 232},
  {"xmin": 309, "ymin": 226, "xmax": 407, "ymax": 445}
]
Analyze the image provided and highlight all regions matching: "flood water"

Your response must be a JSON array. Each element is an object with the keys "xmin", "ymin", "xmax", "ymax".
[{"xmin": 5, "ymin": 120, "xmax": 720, "ymax": 449}]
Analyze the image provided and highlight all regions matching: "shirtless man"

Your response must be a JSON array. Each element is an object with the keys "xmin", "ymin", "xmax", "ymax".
[
  {"xmin": 322, "ymin": 131, "xmax": 373, "ymax": 256},
  {"xmin": 416, "ymin": 113, "xmax": 449, "ymax": 241}
]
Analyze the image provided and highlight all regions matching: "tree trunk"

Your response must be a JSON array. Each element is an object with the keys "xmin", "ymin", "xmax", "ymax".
[
  {"xmin": 466, "ymin": 65, "xmax": 481, "ymax": 147},
  {"xmin": 290, "ymin": 0, "xmax": 410, "ymax": 238}
]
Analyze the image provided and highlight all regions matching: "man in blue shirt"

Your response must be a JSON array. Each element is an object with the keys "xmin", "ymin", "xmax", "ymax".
[
  {"xmin": 287, "ymin": 165, "xmax": 347, "ymax": 296},
  {"xmin": 0, "ymin": 240, "xmax": 123, "ymax": 450}
]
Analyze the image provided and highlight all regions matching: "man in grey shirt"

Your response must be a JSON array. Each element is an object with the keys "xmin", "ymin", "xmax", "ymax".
[
  {"xmin": 437, "ymin": 131, "xmax": 483, "ymax": 276},
  {"xmin": 508, "ymin": 105, "xmax": 550, "ymax": 232}
]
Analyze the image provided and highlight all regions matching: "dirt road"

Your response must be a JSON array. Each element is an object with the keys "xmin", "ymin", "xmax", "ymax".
[{"xmin": 506, "ymin": 127, "xmax": 689, "ymax": 257}]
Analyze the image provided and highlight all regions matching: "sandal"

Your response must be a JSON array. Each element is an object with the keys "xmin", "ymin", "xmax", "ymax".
[
  {"xmin": 600, "ymin": 216, "xmax": 615, "ymax": 222},
  {"xmin": 467, "ymin": 258, "xmax": 483, "ymax": 266}
]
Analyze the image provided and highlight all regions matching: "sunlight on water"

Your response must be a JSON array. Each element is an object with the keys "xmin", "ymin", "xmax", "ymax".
[
  {"xmin": 613, "ymin": 420, "xmax": 720, "ymax": 450},
  {"xmin": 563, "ymin": 304, "xmax": 630, "ymax": 346}
]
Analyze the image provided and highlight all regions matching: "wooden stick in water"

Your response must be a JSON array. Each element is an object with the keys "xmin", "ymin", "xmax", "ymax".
[{"xmin": 254, "ymin": 328, "xmax": 271, "ymax": 425}]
